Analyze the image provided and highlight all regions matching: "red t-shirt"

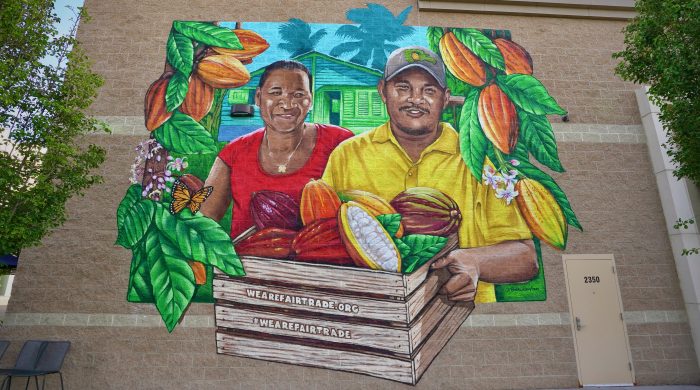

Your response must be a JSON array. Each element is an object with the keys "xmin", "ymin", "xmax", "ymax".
[{"xmin": 218, "ymin": 124, "xmax": 353, "ymax": 238}]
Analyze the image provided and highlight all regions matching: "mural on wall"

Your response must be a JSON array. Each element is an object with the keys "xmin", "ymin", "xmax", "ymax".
[{"xmin": 115, "ymin": 3, "xmax": 580, "ymax": 384}]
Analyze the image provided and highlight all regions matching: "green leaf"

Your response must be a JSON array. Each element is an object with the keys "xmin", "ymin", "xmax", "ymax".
[
  {"xmin": 115, "ymin": 200, "xmax": 155, "ymax": 249},
  {"xmin": 393, "ymin": 238, "xmax": 411, "ymax": 260},
  {"xmin": 519, "ymin": 111, "xmax": 565, "ymax": 172},
  {"xmin": 172, "ymin": 21, "xmax": 242, "ymax": 49},
  {"xmin": 154, "ymin": 205, "xmax": 245, "ymax": 277},
  {"xmin": 496, "ymin": 74, "xmax": 567, "ymax": 116},
  {"xmin": 398, "ymin": 234, "xmax": 447, "ymax": 273},
  {"xmin": 515, "ymin": 161, "xmax": 582, "ymax": 231},
  {"xmin": 165, "ymin": 72, "xmax": 189, "ymax": 112},
  {"xmin": 426, "ymin": 26, "xmax": 444, "ymax": 53},
  {"xmin": 154, "ymin": 112, "xmax": 218, "ymax": 154},
  {"xmin": 127, "ymin": 240, "xmax": 154, "ymax": 302},
  {"xmin": 453, "ymin": 28, "xmax": 505, "ymax": 71},
  {"xmin": 145, "ymin": 230, "xmax": 196, "ymax": 332},
  {"xmin": 458, "ymin": 88, "xmax": 488, "ymax": 180},
  {"xmin": 376, "ymin": 214, "xmax": 402, "ymax": 238},
  {"xmin": 116, "ymin": 184, "xmax": 143, "ymax": 232},
  {"xmin": 166, "ymin": 31, "xmax": 194, "ymax": 77}
]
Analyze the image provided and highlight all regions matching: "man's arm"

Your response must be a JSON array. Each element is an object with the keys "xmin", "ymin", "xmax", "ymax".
[
  {"xmin": 199, "ymin": 157, "xmax": 232, "ymax": 221},
  {"xmin": 431, "ymin": 239, "xmax": 538, "ymax": 302}
]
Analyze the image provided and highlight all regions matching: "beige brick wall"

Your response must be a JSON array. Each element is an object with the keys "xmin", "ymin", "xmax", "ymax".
[{"xmin": 4, "ymin": 1, "xmax": 699, "ymax": 388}]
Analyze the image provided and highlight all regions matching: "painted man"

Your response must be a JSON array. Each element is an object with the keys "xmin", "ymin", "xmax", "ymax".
[{"xmin": 322, "ymin": 46, "xmax": 538, "ymax": 303}]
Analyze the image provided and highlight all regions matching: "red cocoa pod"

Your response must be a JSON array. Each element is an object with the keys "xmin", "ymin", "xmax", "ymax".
[
  {"xmin": 178, "ymin": 174, "xmax": 204, "ymax": 192},
  {"xmin": 439, "ymin": 31, "xmax": 488, "ymax": 87},
  {"xmin": 250, "ymin": 191, "xmax": 301, "ymax": 230},
  {"xmin": 300, "ymin": 179, "xmax": 341, "ymax": 225},
  {"xmin": 179, "ymin": 74, "xmax": 214, "ymax": 122},
  {"xmin": 211, "ymin": 29, "xmax": 270, "ymax": 63},
  {"xmin": 235, "ymin": 227, "xmax": 296, "ymax": 259},
  {"xmin": 196, "ymin": 54, "xmax": 251, "ymax": 89},
  {"xmin": 291, "ymin": 218, "xmax": 354, "ymax": 266},
  {"xmin": 478, "ymin": 84, "xmax": 519, "ymax": 154},
  {"xmin": 144, "ymin": 74, "xmax": 173, "ymax": 131},
  {"xmin": 390, "ymin": 187, "xmax": 462, "ymax": 237},
  {"xmin": 493, "ymin": 38, "xmax": 533, "ymax": 75}
]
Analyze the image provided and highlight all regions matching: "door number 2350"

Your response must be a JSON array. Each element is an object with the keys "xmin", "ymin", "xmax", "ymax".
[{"xmin": 584, "ymin": 276, "xmax": 600, "ymax": 283}]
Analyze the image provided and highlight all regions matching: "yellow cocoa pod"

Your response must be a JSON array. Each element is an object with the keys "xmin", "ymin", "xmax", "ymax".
[
  {"xmin": 180, "ymin": 74, "xmax": 214, "ymax": 122},
  {"xmin": 211, "ymin": 29, "xmax": 270, "ymax": 64},
  {"xmin": 439, "ymin": 31, "xmax": 488, "ymax": 87},
  {"xmin": 338, "ymin": 202, "xmax": 401, "ymax": 272},
  {"xmin": 494, "ymin": 38, "xmax": 533, "ymax": 75},
  {"xmin": 144, "ymin": 74, "xmax": 172, "ymax": 131},
  {"xmin": 196, "ymin": 55, "xmax": 251, "ymax": 89},
  {"xmin": 339, "ymin": 189, "xmax": 403, "ymax": 238},
  {"xmin": 478, "ymin": 84, "xmax": 519, "ymax": 154},
  {"xmin": 515, "ymin": 179, "xmax": 567, "ymax": 250}
]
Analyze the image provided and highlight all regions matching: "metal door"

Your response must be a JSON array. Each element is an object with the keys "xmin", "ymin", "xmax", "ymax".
[{"xmin": 563, "ymin": 254, "xmax": 635, "ymax": 386}]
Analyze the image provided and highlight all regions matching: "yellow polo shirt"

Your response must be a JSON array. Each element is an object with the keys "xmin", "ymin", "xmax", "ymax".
[{"xmin": 322, "ymin": 122, "xmax": 532, "ymax": 303}]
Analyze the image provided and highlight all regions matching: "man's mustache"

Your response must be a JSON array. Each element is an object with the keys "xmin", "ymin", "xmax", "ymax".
[{"xmin": 399, "ymin": 105, "xmax": 429, "ymax": 114}]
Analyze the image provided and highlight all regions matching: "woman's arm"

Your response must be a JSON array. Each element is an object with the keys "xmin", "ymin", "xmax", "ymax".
[{"xmin": 200, "ymin": 157, "xmax": 232, "ymax": 221}]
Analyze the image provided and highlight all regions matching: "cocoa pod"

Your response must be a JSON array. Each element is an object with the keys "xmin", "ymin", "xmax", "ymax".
[
  {"xmin": 235, "ymin": 227, "xmax": 296, "ymax": 259},
  {"xmin": 439, "ymin": 31, "xmax": 488, "ymax": 87},
  {"xmin": 196, "ymin": 55, "xmax": 251, "ymax": 89},
  {"xmin": 390, "ymin": 187, "xmax": 461, "ymax": 237},
  {"xmin": 300, "ymin": 179, "xmax": 341, "ymax": 226},
  {"xmin": 179, "ymin": 74, "xmax": 214, "ymax": 122},
  {"xmin": 338, "ymin": 202, "xmax": 401, "ymax": 272},
  {"xmin": 493, "ymin": 38, "xmax": 533, "ymax": 75},
  {"xmin": 178, "ymin": 174, "xmax": 204, "ymax": 192},
  {"xmin": 188, "ymin": 261, "xmax": 207, "ymax": 285},
  {"xmin": 291, "ymin": 218, "xmax": 354, "ymax": 266},
  {"xmin": 144, "ymin": 74, "xmax": 173, "ymax": 131},
  {"xmin": 478, "ymin": 84, "xmax": 519, "ymax": 154},
  {"xmin": 339, "ymin": 189, "xmax": 403, "ymax": 238},
  {"xmin": 250, "ymin": 191, "xmax": 301, "ymax": 230},
  {"xmin": 210, "ymin": 29, "xmax": 270, "ymax": 63},
  {"xmin": 515, "ymin": 179, "xmax": 567, "ymax": 250}
]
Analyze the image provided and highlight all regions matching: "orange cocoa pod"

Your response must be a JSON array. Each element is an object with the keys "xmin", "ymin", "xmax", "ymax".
[
  {"xmin": 478, "ymin": 84, "xmax": 519, "ymax": 154},
  {"xmin": 179, "ymin": 74, "xmax": 214, "ymax": 122},
  {"xmin": 515, "ymin": 179, "xmax": 567, "ymax": 250},
  {"xmin": 439, "ymin": 31, "xmax": 488, "ymax": 87},
  {"xmin": 196, "ymin": 55, "xmax": 251, "ymax": 89},
  {"xmin": 494, "ymin": 38, "xmax": 533, "ymax": 75},
  {"xmin": 188, "ymin": 261, "xmax": 207, "ymax": 285},
  {"xmin": 144, "ymin": 74, "xmax": 172, "ymax": 131},
  {"xmin": 300, "ymin": 179, "xmax": 341, "ymax": 226},
  {"xmin": 210, "ymin": 29, "xmax": 270, "ymax": 63}
]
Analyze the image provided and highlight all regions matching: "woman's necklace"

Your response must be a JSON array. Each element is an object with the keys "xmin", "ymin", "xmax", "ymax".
[{"xmin": 265, "ymin": 125, "xmax": 305, "ymax": 173}]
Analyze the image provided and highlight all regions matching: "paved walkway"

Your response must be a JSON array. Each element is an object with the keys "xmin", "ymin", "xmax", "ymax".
[{"xmin": 557, "ymin": 387, "xmax": 699, "ymax": 389}]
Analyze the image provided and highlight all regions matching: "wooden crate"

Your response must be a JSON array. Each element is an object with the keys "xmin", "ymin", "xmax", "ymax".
[{"xmin": 213, "ymin": 256, "xmax": 473, "ymax": 385}]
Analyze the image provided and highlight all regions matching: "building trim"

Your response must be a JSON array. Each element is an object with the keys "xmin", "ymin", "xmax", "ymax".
[{"xmin": 418, "ymin": 0, "xmax": 636, "ymax": 20}]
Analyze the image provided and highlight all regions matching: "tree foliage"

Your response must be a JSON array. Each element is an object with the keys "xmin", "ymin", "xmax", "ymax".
[
  {"xmin": 0, "ymin": 0, "xmax": 109, "ymax": 255},
  {"xmin": 614, "ymin": 0, "xmax": 700, "ymax": 183}
]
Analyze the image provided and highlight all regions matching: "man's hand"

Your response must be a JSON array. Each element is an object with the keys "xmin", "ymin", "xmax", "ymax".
[{"xmin": 431, "ymin": 251, "xmax": 479, "ymax": 302}]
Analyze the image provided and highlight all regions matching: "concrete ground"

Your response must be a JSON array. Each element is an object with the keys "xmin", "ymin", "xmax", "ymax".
[{"xmin": 556, "ymin": 387, "xmax": 700, "ymax": 389}]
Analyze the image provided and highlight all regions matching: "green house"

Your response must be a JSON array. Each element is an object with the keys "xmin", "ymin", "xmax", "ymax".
[{"xmin": 219, "ymin": 51, "xmax": 389, "ymax": 140}]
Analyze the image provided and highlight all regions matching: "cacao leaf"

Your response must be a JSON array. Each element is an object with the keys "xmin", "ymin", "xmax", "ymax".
[
  {"xmin": 116, "ymin": 184, "xmax": 142, "ymax": 233},
  {"xmin": 398, "ymin": 234, "xmax": 448, "ymax": 273},
  {"xmin": 165, "ymin": 72, "xmax": 189, "ymax": 112},
  {"xmin": 115, "ymin": 200, "xmax": 155, "ymax": 249},
  {"xmin": 452, "ymin": 28, "xmax": 505, "ymax": 71},
  {"xmin": 145, "ymin": 229, "xmax": 196, "ymax": 332},
  {"xmin": 513, "ymin": 160, "xmax": 582, "ymax": 231},
  {"xmin": 518, "ymin": 110, "xmax": 565, "ymax": 172},
  {"xmin": 376, "ymin": 213, "xmax": 402, "ymax": 238},
  {"xmin": 394, "ymin": 238, "xmax": 411, "ymax": 260},
  {"xmin": 154, "ymin": 112, "xmax": 218, "ymax": 154},
  {"xmin": 496, "ymin": 74, "xmax": 567, "ymax": 116},
  {"xmin": 127, "ymin": 240, "xmax": 154, "ymax": 302},
  {"xmin": 154, "ymin": 205, "xmax": 245, "ymax": 277},
  {"xmin": 172, "ymin": 21, "xmax": 243, "ymax": 50},
  {"xmin": 166, "ymin": 31, "xmax": 194, "ymax": 77},
  {"xmin": 458, "ymin": 88, "xmax": 488, "ymax": 180},
  {"xmin": 426, "ymin": 26, "xmax": 443, "ymax": 53}
]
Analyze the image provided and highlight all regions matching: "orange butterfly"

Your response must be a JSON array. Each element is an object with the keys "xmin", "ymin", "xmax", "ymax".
[{"xmin": 169, "ymin": 178, "xmax": 214, "ymax": 215}]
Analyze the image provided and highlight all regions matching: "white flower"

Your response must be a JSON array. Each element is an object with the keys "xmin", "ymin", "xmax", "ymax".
[
  {"xmin": 482, "ymin": 165, "xmax": 502, "ymax": 190},
  {"xmin": 167, "ymin": 157, "xmax": 188, "ymax": 172},
  {"xmin": 496, "ymin": 183, "xmax": 519, "ymax": 205},
  {"xmin": 509, "ymin": 159, "xmax": 520, "ymax": 167},
  {"xmin": 502, "ymin": 170, "xmax": 518, "ymax": 186}
]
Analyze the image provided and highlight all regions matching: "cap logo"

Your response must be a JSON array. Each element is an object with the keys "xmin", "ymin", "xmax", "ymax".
[{"xmin": 403, "ymin": 49, "xmax": 436, "ymax": 65}]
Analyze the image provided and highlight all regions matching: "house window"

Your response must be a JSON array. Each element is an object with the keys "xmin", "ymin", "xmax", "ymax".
[{"xmin": 355, "ymin": 90, "xmax": 385, "ymax": 118}]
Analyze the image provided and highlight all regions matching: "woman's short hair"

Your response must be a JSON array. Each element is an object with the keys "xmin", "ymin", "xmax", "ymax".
[{"xmin": 258, "ymin": 60, "xmax": 312, "ymax": 90}]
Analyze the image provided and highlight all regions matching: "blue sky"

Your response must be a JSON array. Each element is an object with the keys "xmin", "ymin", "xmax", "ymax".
[{"xmin": 42, "ymin": 0, "xmax": 84, "ymax": 67}]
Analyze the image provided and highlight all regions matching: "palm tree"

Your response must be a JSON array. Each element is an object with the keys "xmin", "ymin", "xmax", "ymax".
[
  {"xmin": 330, "ymin": 3, "xmax": 414, "ymax": 70},
  {"xmin": 277, "ymin": 18, "xmax": 328, "ymax": 57}
]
